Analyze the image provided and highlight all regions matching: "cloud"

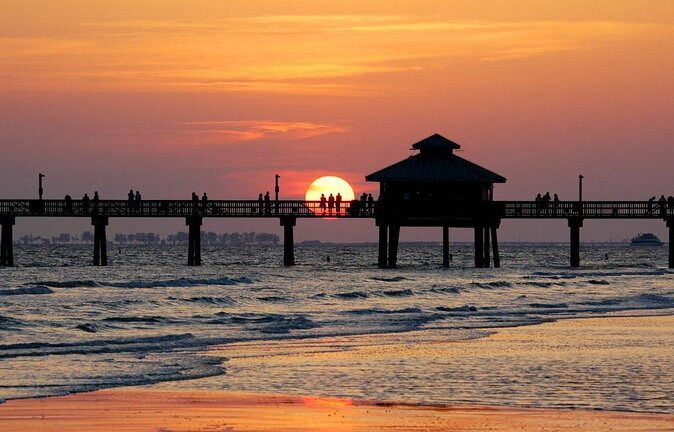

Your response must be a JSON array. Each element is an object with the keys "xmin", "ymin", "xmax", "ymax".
[{"xmin": 179, "ymin": 120, "xmax": 348, "ymax": 143}]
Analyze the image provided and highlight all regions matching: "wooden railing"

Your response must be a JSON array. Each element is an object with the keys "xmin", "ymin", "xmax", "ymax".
[
  {"xmin": 0, "ymin": 199, "xmax": 375, "ymax": 218},
  {"xmin": 0, "ymin": 199, "xmax": 671, "ymax": 219}
]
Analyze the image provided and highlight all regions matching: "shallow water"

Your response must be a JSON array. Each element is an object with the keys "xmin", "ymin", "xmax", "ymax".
[{"xmin": 1, "ymin": 243, "xmax": 672, "ymax": 412}]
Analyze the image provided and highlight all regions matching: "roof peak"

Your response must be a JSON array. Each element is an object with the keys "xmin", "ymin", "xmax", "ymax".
[{"xmin": 411, "ymin": 134, "xmax": 461, "ymax": 153}]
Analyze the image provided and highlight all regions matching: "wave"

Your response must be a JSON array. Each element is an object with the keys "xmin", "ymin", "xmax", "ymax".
[
  {"xmin": 103, "ymin": 316, "xmax": 181, "ymax": 324},
  {"xmin": 34, "ymin": 276, "xmax": 252, "ymax": 289},
  {"xmin": 380, "ymin": 289, "xmax": 414, "ymax": 297},
  {"xmin": 257, "ymin": 296, "xmax": 292, "ymax": 303},
  {"xmin": 371, "ymin": 276, "xmax": 407, "ymax": 282},
  {"xmin": 0, "ymin": 315, "xmax": 25, "ymax": 328},
  {"xmin": 0, "ymin": 333, "xmax": 199, "ymax": 359},
  {"xmin": 471, "ymin": 281, "xmax": 512, "ymax": 288},
  {"xmin": 429, "ymin": 286, "xmax": 461, "ymax": 294},
  {"xmin": 184, "ymin": 296, "xmax": 234, "ymax": 306},
  {"xmin": 436, "ymin": 305, "xmax": 478, "ymax": 313},
  {"xmin": 587, "ymin": 279, "xmax": 610, "ymax": 285},
  {"xmin": 208, "ymin": 312, "xmax": 318, "ymax": 333},
  {"xmin": 344, "ymin": 307, "xmax": 422, "ymax": 315},
  {"xmin": 528, "ymin": 303, "xmax": 569, "ymax": 309},
  {"xmin": 0, "ymin": 285, "xmax": 54, "ymax": 296},
  {"xmin": 333, "ymin": 291, "xmax": 368, "ymax": 299}
]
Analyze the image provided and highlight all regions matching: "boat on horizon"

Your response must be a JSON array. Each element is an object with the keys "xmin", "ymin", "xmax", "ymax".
[{"xmin": 630, "ymin": 233, "xmax": 663, "ymax": 246}]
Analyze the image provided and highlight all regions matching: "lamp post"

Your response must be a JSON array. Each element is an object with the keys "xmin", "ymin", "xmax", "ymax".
[
  {"xmin": 275, "ymin": 174, "xmax": 280, "ymax": 215},
  {"xmin": 38, "ymin": 173, "xmax": 45, "ymax": 200},
  {"xmin": 578, "ymin": 174, "xmax": 584, "ymax": 202}
]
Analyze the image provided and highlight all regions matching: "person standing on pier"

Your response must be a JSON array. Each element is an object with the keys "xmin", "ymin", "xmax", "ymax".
[
  {"xmin": 92, "ymin": 191, "xmax": 100, "ymax": 215},
  {"xmin": 82, "ymin": 193, "xmax": 90, "ymax": 215},
  {"xmin": 135, "ymin": 190, "xmax": 142, "ymax": 213},
  {"xmin": 658, "ymin": 195, "xmax": 667, "ymax": 218},
  {"xmin": 202, "ymin": 193, "xmax": 208, "ymax": 215},
  {"xmin": 264, "ymin": 191, "xmax": 271, "ymax": 215},
  {"xmin": 191, "ymin": 192, "xmax": 198, "ymax": 214},
  {"xmin": 328, "ymin": 193, "xmax": 335, "ymax": 215},
  {"xmin": 553, "ymin": 193, "xmax": 560, "ymax": 215},
  {"xmin": 360, "ymin": 193, "xmax": 367, "ymax": 215},
  {"xmin": 647, "ymin": 196, "xmax": 656, "ymax": 215},
  {"xmin": 319, "ymin": 193, "xmax": 327, "ymax": 214},
  {"xmin": 335, "ymin": 192, "xmax": 342, "ymax": 215},
  {"xmin": 258, "ymin": 193, "xmax": 264, "ymax": 215},
  {"xmin": 668, "ymin": 195, "xmax": 674, "ymax": 212},
  {"xmin": 535, "ymin": 193, "xmax": 542, "ymax": 216},
  {"xmin": 64, "ymin": 195, "xmax": 73, "ymax": 214},
  {"xmin": 127, "ymin": 190, "xmax": 135, "ymax": 214},
  {"xmin": 367, "ymin": 193, "xmax": 374, "ymax": 214},
  {"xmin": 542, "ymin": 192, "xmax": 551, "ymax": 215}
]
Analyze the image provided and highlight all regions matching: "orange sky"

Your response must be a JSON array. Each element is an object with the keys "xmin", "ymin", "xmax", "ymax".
[{"xmin": 1, "ymin": 1, "xmax": 673, "ymax": 241}]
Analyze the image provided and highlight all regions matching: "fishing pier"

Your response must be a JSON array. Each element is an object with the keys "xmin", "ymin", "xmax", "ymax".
[{"xmin": 1, "ymin": 135, "xmax": 672, "ymax": 269}]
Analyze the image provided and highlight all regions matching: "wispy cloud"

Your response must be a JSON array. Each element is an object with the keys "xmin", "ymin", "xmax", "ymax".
[{"xmin": 179, "ymin": 120, "xmax": 348, "ymax": 142}]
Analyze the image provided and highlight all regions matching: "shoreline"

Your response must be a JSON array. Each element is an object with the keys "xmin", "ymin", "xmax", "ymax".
[
  {"xmin": 1, "ymin": 315, "xmax": 672, "ymax": 430},
  {"xmin": 1, "ymin": 388, "xmax": 672, "ymax": 432}
]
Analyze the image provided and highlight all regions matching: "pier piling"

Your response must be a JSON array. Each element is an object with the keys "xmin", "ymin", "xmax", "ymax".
[
  {"xmin": 442, "ymin": 226, "xmax": 449, "ymax": 268},
  {"xmin": 280, "ymin": 216, "xmax": 296, "ymax": 266},
  {"xmin": 569, "ymin": 218, "xmax": 583, "ymax": 267},
  {"xmin": 92, "ymin": 216, "xmax": 108, "ymax": 266},
  {"xmin": 474, "ymin": 225, "xmax": 484, "ymax": 268},
  {"xmin": 0, "ymin": 216, "xmax": 15, "ymax": 266},
  {"xmin": 378, "ymin": 224, "xmax": 388, "ymax": 268},
  {"xmin": 388, "ymin": 225, "xmax": 400, "ymax": 268},
  {"xmin": 483, "ymin": 225, "xmax": 491, "ymax": 268},
  {"xmin": 186, "ymin": 216, "xmax": 202, "ymax": 266},
  {"xmin": 667, "ymin": 216, "xmax": 674, "ymax": 268},
  {"xmin": 491, "ymin": 225, "xmax": 501, "ymax": 268}
]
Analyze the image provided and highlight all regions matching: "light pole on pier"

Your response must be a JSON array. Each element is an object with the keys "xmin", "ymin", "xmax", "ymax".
[
  {"xmin": 578, "ymin": 175, "xmax": 584, "ymax": 202},
  {"xmin": 275, "ymin": 174, "xmax": 280, "ymax": 215},
  {"xmin": 38, "ymin": 173, "xmax": 45, "ymax": 200}
]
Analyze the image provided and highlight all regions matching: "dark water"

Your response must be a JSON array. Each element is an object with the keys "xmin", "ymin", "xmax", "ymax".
[{"xmin": 0, "ymin": 243, "xmax": 672, "ymax": 412}]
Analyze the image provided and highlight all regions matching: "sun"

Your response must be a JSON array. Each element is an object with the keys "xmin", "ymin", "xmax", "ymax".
[{"xmin": 305, "ymin": 176, "xmax": 355, "ymax": 202}]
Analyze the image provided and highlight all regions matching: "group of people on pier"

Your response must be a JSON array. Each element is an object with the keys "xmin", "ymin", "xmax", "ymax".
[
  {"xmin": 257, "ymin": 192, "xmax": 272, "ymax": 215},
  {"xmin": 127, "ymin": 190, "xmax": 142, "ymax": 213},
  {"xmin": 192, "ymin": 192, "xmax": 209, "ymax": 214},
  {"xmin": 647, "ymin": 195, "xmax": 674, "ymax": 217},
  {"xmin": 534, "ymin": 192, "xmax": 560, "ymax": 215}
]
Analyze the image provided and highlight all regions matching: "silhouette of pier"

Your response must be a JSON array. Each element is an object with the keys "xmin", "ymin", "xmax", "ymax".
[{"xmin": 1, "ymin": 134, "xmax": 672, "ymax": 268}]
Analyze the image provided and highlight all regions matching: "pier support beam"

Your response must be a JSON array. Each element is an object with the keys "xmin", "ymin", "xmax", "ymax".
[
  {"xmin": 474, "ymin": 225, "xmax": 484, "ymax": 268},
  {"xmin": 442, "ymin": 226, "xmax": 450, "ymax": 268},
  {"xmin": 186, "ymin": 216, "xmax": 202, "ymax": 266},
  {"xmin": 0, "ymin": 216, "xmax": 15, "ymax": 266},
  {"xmin": 92, "ymin": 216, "xmax": 108, "ymax": 266},
  {"xmin": 667, "ymin": 216, "xmax": 674, "ymax": 268},
  {"xmin": 569, "ymin": 218, "xmax": 583, "ymax": 268},
  {"xmin": 378, "ymin": 224, "xmax": 388, "ymax": 268},
  {"xmin": 388, "ymin": 225, "xmax": 400, "ymax": 269},
  {"xmin": 280, "ymin": 216, "xmax": 296, "ymax": 266},
  {"xmin": 491, "ymin": 225, "xmax": 501, "ymax": 268},
  {"xmin": 483, "ymin": 226, "xmax": 491, "ymax": 268}
]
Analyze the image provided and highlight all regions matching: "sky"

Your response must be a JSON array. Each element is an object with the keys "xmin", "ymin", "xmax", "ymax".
[{"xmin": 1, "ymin": 0, "xmax": 673, "ymax": 242}]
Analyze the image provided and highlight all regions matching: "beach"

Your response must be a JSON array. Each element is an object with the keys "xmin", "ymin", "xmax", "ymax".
[{"xmin": 2, "ymin": 315, "xmax": 672, "ymax": 431}]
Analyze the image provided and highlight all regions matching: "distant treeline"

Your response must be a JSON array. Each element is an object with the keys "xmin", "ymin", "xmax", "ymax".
[{"xmin": 18, "ymin": 231, "xmax": 279, "ymax": 246}]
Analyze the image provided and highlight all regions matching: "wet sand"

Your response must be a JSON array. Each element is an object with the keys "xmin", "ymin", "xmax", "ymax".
[{"xmin": 1, "ymin": 315, "xmax": 673, "ymax": 431}]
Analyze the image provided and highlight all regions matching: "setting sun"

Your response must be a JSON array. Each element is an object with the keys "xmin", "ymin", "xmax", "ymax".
[{"xmin": 305, "ymin": 176, "xmax": 355, "ymax": 202}]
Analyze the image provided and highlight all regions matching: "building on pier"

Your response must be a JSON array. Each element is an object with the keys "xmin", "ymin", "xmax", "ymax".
[{"xmin": 366, "ymin": 134, "xmax": 506, "ymax": 268}]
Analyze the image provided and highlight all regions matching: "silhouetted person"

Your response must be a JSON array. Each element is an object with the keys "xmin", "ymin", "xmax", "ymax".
[
  {"xmin": 128, "ymin": 189, "xmax": 134, "ymax": 214},
  {"xmin": 553, "ymin": 193, "xmax": 560, "ymax": 215},
  {"xmin": 659, "ymin": 195, "xmax": 667, "ymax": 217},
  {"xmin": 319, "ymin": 193, "xmax": 327, "ymax": 214},
  {"xmin": 258, "ymin": 193, "xmax": 264, "ymax": 214},
  {"xmin": 92, "ymin": 191, "xmax": 100, "ymax": 215},
  {"xmin": 202, "ymin": 193, "xmax": 208, "ymax": 214},
  {"xmin": 535, "ymin": 193, "xmax": 542, "ymax": 215},
  {"xmin": 335, "ymin": 192, "xmax": 342, "ymax": 215},
  {"xmin": 135, "ymin": 190, "xmax": 142, "ymax": 213},
  {"xmin": 64, "ymin": 195, "xmax": 73, "ymax": 214},
  {"xmin": 264, "ymin": 191, "xmax": 271, "ymax": 215},
  {"xmin": 542, "ymin": 192, "xmax": 551, "ymax": 214},
  {"xmin": 82, "ymin": 193, "xmax": 90, "ymax": 215},
  {"xmin": 647, "ymin": 196, "xmax": 656, "ymax": 215},
  {"xmin": 668, "ymin": 195, "xmax": 674, "ymax": 211},
  {"xmin": 360, "ymin": 193, "xmax": 367, "ymax": 215},
  {"xmin": 191, "ymin": 192, "xmax": 198, "ymax": 214},
  {"xmin": 328, "ymin": 193, "xmax": 335, "ymax": 215},
  {"xmin": 367, "ymin": 193, "xmax": 374, "ymax": 214}
]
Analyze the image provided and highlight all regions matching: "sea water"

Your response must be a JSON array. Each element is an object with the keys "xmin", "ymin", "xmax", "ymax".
[{"xmin": 0, "ymin": 243, "xmax": 672, "ymax": 412}]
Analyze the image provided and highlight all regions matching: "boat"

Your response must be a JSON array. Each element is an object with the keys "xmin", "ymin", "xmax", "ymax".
[{"xmin": 630, "ymin": 233, "xmax": 663, "ymax": 246}]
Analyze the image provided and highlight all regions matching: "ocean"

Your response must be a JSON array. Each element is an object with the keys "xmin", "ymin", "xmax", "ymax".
[{"xmin": 1, "ymin": 243, "xmax": 672, "ymax": 412}]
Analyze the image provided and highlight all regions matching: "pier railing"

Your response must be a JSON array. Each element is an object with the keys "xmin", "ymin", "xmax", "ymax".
[
  {"xmin": 0, "ymin": 199, "xmax": 375, "ymax": 218},
  {"xmin": 498, "ymin": 201, "xmax": 673, "ymax": 219},
  {"xmin": 0, "ymin": 199, "xmax": 671, "ymax": 219}
]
